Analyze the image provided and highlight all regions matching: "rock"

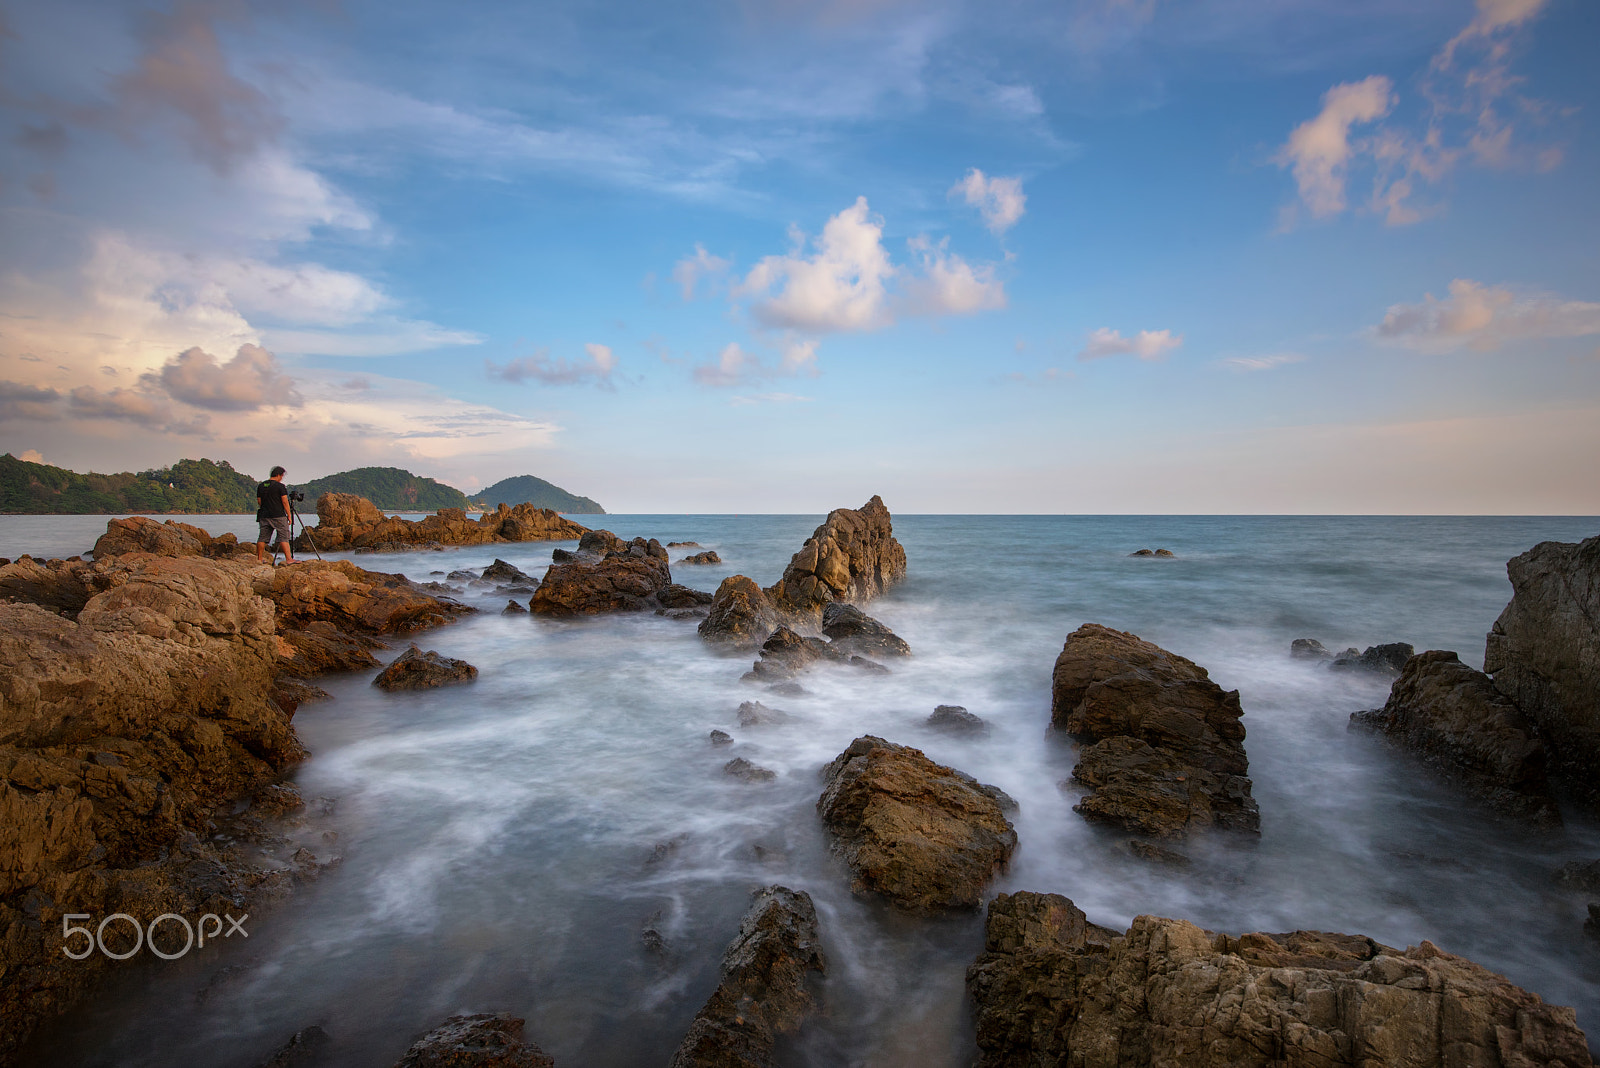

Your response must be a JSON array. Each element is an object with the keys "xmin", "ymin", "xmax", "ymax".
[
  {"xmin": 667, "ymin": 886, "xmax": 825, "ymax": 1068},
  {"xmin": 481, "ymin": 559, "xmax": 532, "ymax": 583},
  {"xmin": 1051, "ymin": 623, "xmax": 1258, "ymax": 838},
  {"xmin": 254, "ymin": 1025, "xmax": 331, "ymax": 1068},
  {"xmin": 658, "ymin": 585, "xmax": 715, "ymax": 609},
  {"xmin": 765, "ymin": 496, "xmax": 907, "ymax": 625},
  {"xmin": 1154, "ymin": 548, "xmax": 1175, "ymax": 557},
  {"xmin": 1350, "ymin": 650, "xmax": 1559, "ymax": 824},
  {"xmin": 1126, "ymin": 839, "xmax": 1191, "ymax": 866},
  {"xmin": 1587, "ymin": 904, "xmax": 1600, "ymax": 940},
  {"xmin": 966, "ymin": 891, "xmax": 1596, "ymax": 1068},
  {"xmin": 709, "ymin": 729, "xmax": 734, "ymax": 746},
  {"xmin": 298, "ymin": 493, "xmax": 587, "ymax": 553},
  {"xmin": 395, "ymin": 1013, "xmax": 554, "ymax": 1068},
  {"xmin": 528, "ymin": 535, "xmax": 673, "ymax": 616},
  {"xmin": 258, "ymin": 560, "xmax": 471, "ymax": 635},
  {"xmin": 698, "ymin": 576, "xmax": 778, "ymax": 650},
  {"xmin": 1554, "ymin": 859, "xmax": 1600, "ymax": 892},
  {"xmin": 927, "ymin": 705, "xmax": 989, "ymax": 736},
  {"xmin": 816, "ymin": 736, "xmax": 1017, "ymax": 911},
  {"xmin": 1130, "ymin": 548, "xmax": 1154, "ymax": 556},
  {"xmin": 448, "ymin": 569, "xmax": 479, "ymax": 581},
  {"xmin": 667, "ymin": 541, "xmax": 702, "ymax": 548},
  {"xmin": 724, "ymin": 757, "xmax": 777, "ymax": 783},
  {"xmin": 92, "ymin": 516, "xmax": 242, "ymax": 559},
  {"xmin": 550, "ymin": 548, "xmax": 576, "ymax": 563},
  {"xmin": 373, "ymin": 644, "xmax": 479, "ymax": 691},
  {"xmin": 1485, "ymin": 534, "xmax": 1600, "ymax": 805},
  {"xmin": 1329, "ymin": 642, "xmax": 1415, "ymax": 676},
  {"xmin": 0, "ymin": 556, "xmax": 105, "ymax": 617},
  {"xmin": 737, "ymin": 701, "xmax": 793, "ymax": 727},
  {"xmin": 742, "ymin": 625, "xmax": 885, "ymax": 682},
  {"xmin": 502, "ymin": 599, "xmax": 528, "ymax": 614},
  {"xmin": 276, "ymin": 620, "xmax": 384, "ymax": 677},
  {"xmin": 1290, "ymin": 637, "xmax": 1331, "ymax": 660},
  {"xmin": 820, "ymin": 602, "xmax": 911, "ymax": 658},
  {"xmin": 679, "ymin": 550, "xmax": 721, "ymax": 565}
]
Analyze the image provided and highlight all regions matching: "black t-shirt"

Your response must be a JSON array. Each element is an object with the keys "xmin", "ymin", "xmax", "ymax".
[{"xmin": 256, "ymin": 480, "xmax": 289, "ymax": 520}]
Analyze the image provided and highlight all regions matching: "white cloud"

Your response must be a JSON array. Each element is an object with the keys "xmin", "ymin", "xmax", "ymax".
[
  {"xmin": 737, "ymin": 197, "xmax": 895, "ymax": 333},
  {"xmin": 262, "ymin": 322, "xmax": 483, "ymax": 358},
  {"xmin": 19, "ymin": 449, "xmax": 46, "ymax": 464},
  {"xmin": 486, "ymin": 345, "xmax": 617, "ymax": 387},
  {"xmin": 671, "ymin": 244, "xmax": 731, "ymax": 300},
  {"xmin": 1220, "ymin": 353, "xmax": 1307, "ymax": 372},
  {"xmin": 904, "ymin": 236, "xmax": 1006, "ymax": 315},
  {"xmin": 584, "ymin": 342, "xmax": 618, "ymax": 375},
  {"xmin": 950, "ymin": 168, "xmax": 1027, "ymax": 234},
  {"xmin": 693, "ymin": 342, "xmax": 761, "ymax": 387},
  {"xmin": 1277, "ymin": 76, "xmax": 1394, "ymax": 219},
  {"xmin": 1078, "ymin": 327, "xmax": 1183, "ymax": 362},
  {"xmin": 1374, "ymin": 279, "xmax": 1600, "ymax": 353}
]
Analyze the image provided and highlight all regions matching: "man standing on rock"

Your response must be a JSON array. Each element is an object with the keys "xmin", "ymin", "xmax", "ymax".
[{"xmin": 255, "ymin": 465, "xmax": 296, "ymax": 565}]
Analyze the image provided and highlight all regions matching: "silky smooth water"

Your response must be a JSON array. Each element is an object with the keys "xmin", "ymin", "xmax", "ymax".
[{"xmin": 14, "ymin": 514, "xmax": 1600, "ymax": 1066}]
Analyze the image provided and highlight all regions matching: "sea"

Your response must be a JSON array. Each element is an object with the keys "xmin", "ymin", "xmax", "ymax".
[{"xmin": 6, "ymin": 512, "xmax": 1599, "ymax": 1066}]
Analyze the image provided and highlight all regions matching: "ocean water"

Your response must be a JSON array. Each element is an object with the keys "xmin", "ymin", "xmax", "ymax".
[{"xmin": 12, "ymin": 513, "xmax": 1600, "ymax": 1066}]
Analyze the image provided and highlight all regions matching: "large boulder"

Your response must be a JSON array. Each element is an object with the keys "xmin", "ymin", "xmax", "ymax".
[
  {"xmin": 967, "ymin": 891, "xmax": 1595, "ymax": 1068},
  {"xmin": 816, "ymin": 736, "xmax": 1016, "ymax": 912},
  {"xmin": 394, "ymin": 1013, "xmax": 554, "ymax": 1067},
  {"xmin": 765, "ymin": 496, "xmax": 907, "ymax": 625},
  {"xmin": 1351, "ymin": 650, "xmax": 1559, "ymax": 824},
  {"xmin": 742, "ymin": 626, "xmax": 886, "ymax": 682},
  {"xmin": 373, "ymin": 644, "xmax": 479, "ymax": 691},
  {"xmin": 528, "ymin": 535, "xmax": 673, "ymax": 616},
  {"xmin": 1330, "ymin": 642, "xmax": 1415, "ymax": 677},
  {"xmin": 91, "ymin": 516, "xmax": 240, "ymax": 559},
  {"xmin": 698, "ymin": 576, "xmax": 779, "ymax": 650},
  {"xmin": 1485, "ymin": 534, "xmax": 1600, "ymax": 805},
  {"xmin": 0, "ymin": 556, "xmax": 104, "ymax": 617},
  {"xmin": 668, "ymin": 886, "xmax": 825, "ymax": 1068},
  {"xmin": 297, "ymin": 494, "xmax": 588, "ymax": 553},
  {"xmin": 255, "ymin": 560, "xmax": 470, "ymax": 634},
  {"xmin": 820, "ymin": 602, "xmax": 910, "ymax": 658},
  {"xmin": 1051, "ymin": 624, "xmax": 1258, "ymax": 838}
]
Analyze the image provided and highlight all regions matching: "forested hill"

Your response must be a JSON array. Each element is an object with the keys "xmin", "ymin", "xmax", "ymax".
[
  {"xmin": 473, "ymin": 474, "xmax": 605, "ymax": 514},
  {"xmin": 0, "ymin": 454, "xmax": 258, "ymax": 514},
  {"xmin": 296, "ymin": 467, "xmax": 470, "ymax": 511}
]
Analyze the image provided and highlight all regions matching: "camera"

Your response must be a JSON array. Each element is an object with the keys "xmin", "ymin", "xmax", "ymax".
[{"xmin": 288, "ymin": 490, "xmax": 306, "ymax": 502}]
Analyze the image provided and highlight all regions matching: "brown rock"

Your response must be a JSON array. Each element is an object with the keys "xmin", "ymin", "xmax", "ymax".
[
  {"xmin": 816, "ymin": 736, "xmax": 1016, "ymax": 912},
  {"xmin": 698, "ymin": 576, "xmax": 778, "ymax": 650},
  {"xmin": 679, "ymin": 550, "xmax": 721, "ymax": 565},
  {"xmin": 528, "ymin": 535, "xmax": 672, "ymax": 616},
  {"xmin": 395, "ymin": 1013, "xmax": 554, "ymax": 1068},
  {"xmin": 724, "ymin": 757, "xmax": 777, "ymax": 783},
  {"xmin": 257, "ymin": 560, "xmax": 471, "ymax": 635},
  {"xmin": 0, "ymin": 556, "xmax": 104, "ymax": 617},
  {"xmin": 1485, "ymin": 534, "xmax": 1600, "ymax": 805},
  {"xmin": 276, "ymin": 620, "xmax": 384, "ymax": 677},
  {"xmin": 765, "ymin": 496, "xmax": 907, "ymax": 625},
  {"xmin": 91, "ymin": 516, "xmax": 241, "ymax": 559},
  {"xmin": 298, "ymin": 493, "xmax": 587, "ymax": 553},
  {"xmin": 668, "ymin": 886, "xmax": 825, "ymax": 1068},
  {"xmin": 1051, "ymin": 623, "xmax": 1258, "ymax": 838},
  {"xmin": 1351, "ymin": 650, "xmax": 1559, "ymax": 824},
  {"xmin": 373, "ymin": 644, "xmax": 478, "ymax": 691},
  {"xmin": 967, "ymin": 890, "xmax": 1595, "ymax": 1068},
  {"xmin": 820, "ymin": 602, "xmax": 910, "ymax": 658}
]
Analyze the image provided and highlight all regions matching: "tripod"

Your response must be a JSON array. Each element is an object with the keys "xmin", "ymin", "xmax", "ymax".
[{"xmin": 286, "ymin": 501, "xmax": 323, "ymax": 562}]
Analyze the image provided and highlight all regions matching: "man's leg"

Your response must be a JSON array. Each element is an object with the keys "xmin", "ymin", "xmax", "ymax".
[
  {"xmin": 256, "ymin": 521, "xmax": 271, "ymax": 562},
  {"xmin": 274, "ymin": 517, "xmax": 294, "ymax": 564},
  {"xmin": 255, "ymin": 540, "xmax": 267, "ymax": 562}
]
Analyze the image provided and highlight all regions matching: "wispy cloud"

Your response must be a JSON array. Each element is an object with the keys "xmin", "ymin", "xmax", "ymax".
[
  {"xmin": 950, "ymin": 168, "xmax": 1027, "ymax": 234},
  {"xmin": 671, "ymin": 244, "xmax": 731, "ymax": 300},
  {"xmin": 730, "ymin": 392, "xmax": 813, "ymax": 406},
  {"xmin": 1374, "ymin": 279, "xmax": 1600, "ymax": 353},
  {"xmin": 1078, "ymin": 327, "xmax": 1183, "ymax": 362},
  {"xmin": 1220, "ymin": 353, "xmax": 1307, "ymax": 372},
  {"xmin": 486, "ymin": 343, "xmax": 618, "ymax": 387}
]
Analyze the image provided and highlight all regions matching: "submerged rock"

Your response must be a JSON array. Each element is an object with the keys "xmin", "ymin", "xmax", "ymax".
[
  {"xmin": 503, "ymin": 599, "xmax": 528, "ymax": 614},
  {"xmin": 816, "ymin": 736, "xmax": 1017, "ymax": 912},
  {"xmin": 481, "ymin": 558, "xmax": 533, "ymax": 583},
  {"xmin": 698, "ymin": 575, "xmax": 778, "ymax": 650},
  {"xmin": 765, "ymin": 496, "xmax": 907, "ymax": 625},
  {"xmin": 820, "ymin": 602, "xmax": 911, "ymax": 658},
  {"xmin": 724, "ymin": 757, "xmax": 777, "ymax": 783},
  {"xmin": 738, "ymin": 701, "xmax": 794, "ymax": 727},
  {"xmin": 529, "ymin": 535, "xmax": 673, "ymax": 616},
  {"xmin": 1290, "ymin": 637, "xmax": 1331, "ymax": 660},
  {"xmin": 927, "ymin": 704, "xmax": 989, "ymax": 736},
  {"xmin": 709, "ymin": 729, "xmax": 734, "ymax": 746},
  {"xmin": 1129, "ymin": 548, "xmax": 1176, "ymax": 558},
  {"xmin": 743, "ymin": 625, "xmax": 887, "ymax": 682},
  {"xmin": 667, "ymin": 541, "xmax": 702, "ymax": 548},
  {"xmin": 1350, "ymin": 650, "xmax": 1559, "ymax": 824},
  {"xmin": 1485, "ymin": 534, "xmax": 1600, "ymax": 805},
  {"xmin": 667, "ymin": 886, "xmax": 825, "ymax": 1068},
  {"xmin": 1330, "ymin": 642, "xmax": 1415, "ymax": 676},
  {"xmin": 254, "ymin": 1025, "xmax": 331, "ymax": 1068},
  {"xmin": 373, "ymin": 644, "xmax": 479, "ymax": 691},
  {"xmin": 394, "ymin": 1013, "xmax": 554, "ymax": 1068},
  {"xmin": 679, "ymin": 550, "xmax": 721, "ymax": 565},
  {"xmin": 1051, "ymin": 623, "xmax": 1258, "ymax": 838},
  {"xmin": 967, "ymin": 891, "xmax": 1595, "ymax": 1068}
]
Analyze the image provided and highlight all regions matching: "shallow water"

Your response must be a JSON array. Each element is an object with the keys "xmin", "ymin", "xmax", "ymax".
[{"xmin": 15, "ymin": 513, "xmax": 1600, "ymax": 1065}]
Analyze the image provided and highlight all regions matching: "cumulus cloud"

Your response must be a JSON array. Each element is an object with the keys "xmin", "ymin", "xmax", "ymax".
[
  {"xmin": 737, "ymin": 197, "xmax": 895, "ymax": 333},
  {"xmin": 693, "ymin": 343, "xmax": 761, "ymax": 387},
  {"xmin": 1374, "ymin": 279, "xmax": 1600, "ymax": 353},
  {"xmin": 19, "ymin": 449, "xmax": 46, "ymax": 464},
  {"xmin": 486, "ymin": 344, "xmax": 617, "ymax": 387},
  {"xmin": 67, "ymin": 385, "xmax": 210, "ymax": 435},
  {"xmin": 0, "ymin": 381, "xmax": 64, "ymax": 420},
  {"xmin": 1221, "ymin": 353, "xmax": 1307, "ymax": 372},
  {"xmin": 671, "ymin": 244, "xmax": 731, "ymax": 300},
  {"xmin": 904, "ymin": 236, "xmax": 1007, "ymax": 315},
  {"xmin": 691, "ymin": 337, "xmax": 821, "ymax": 388},
  {"xmin": 1277, "ymin": 76, "xmax": 1394, "ymax": 218},
  {"xmin": 950, "ymin": 169, "xmax": 1027, "ymax": 234},
  {"xmin": 148, "ymin": 343, "xmax": 301, "ymax": 411},
  {"xmin": 1078, "ymin": 327, "xmax": 1183, "ymax": 362}
]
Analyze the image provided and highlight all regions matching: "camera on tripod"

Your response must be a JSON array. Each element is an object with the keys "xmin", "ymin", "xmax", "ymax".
[{"xmin": 288, "ymin": 489, "xmax": 306, "ymax": 503}]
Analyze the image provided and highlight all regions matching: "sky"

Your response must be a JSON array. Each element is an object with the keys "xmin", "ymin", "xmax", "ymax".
[{"xmin": 0, "ymin": 0, "xmax": 1596, "ymax": 514}]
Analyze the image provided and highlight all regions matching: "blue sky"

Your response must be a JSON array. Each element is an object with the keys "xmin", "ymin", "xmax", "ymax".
[{"xmin": 1, "ymin": 0, "xmax": 1596, "ymax": 512}]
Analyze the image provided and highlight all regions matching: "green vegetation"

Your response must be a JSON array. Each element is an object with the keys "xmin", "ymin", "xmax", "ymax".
[
  {"xmin": 472, "ymin": 474, "xmax": 605, "ymax": 514},
  {"xmin": 297, "ymin": 466, "xmax": 470, "ymax": 511},
  {"xmin": 0, "ymin": 454, "xmax": 259, "ymax": 514}
]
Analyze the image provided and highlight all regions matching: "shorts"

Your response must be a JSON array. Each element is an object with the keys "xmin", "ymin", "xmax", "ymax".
[{"xmin": 258, "ymin": 517, "xmax": 292, "ymax": 546}]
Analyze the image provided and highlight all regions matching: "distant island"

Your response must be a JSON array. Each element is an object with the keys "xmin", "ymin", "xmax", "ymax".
[{"xmin": 0, "ymin": 454, "xmax": 605, "ymax": 515}]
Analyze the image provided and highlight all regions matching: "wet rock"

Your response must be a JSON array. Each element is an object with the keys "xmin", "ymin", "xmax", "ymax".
[
  {"xmin": 529, "ymin": 535, "xmax": 672, "ymax": 616},
  {"xmin": 91, "ymin": 516, "xmax": 242, "ymax": 559},
  {"xmin": 737, "ymin": 701, "xmax": 793, "ymax": 727},
  {"xmin": 667, "ymin": 541, "xmax": 701, "ymax": 548},
  {"xmin": 298, "ymin": 493, "xmax": 587, "ymax": 554},
  {"xmin": 1485, "ymin": 534, "xmax": 1600, "ymax": 806},
  {"xmin": 373, "ymin": 644, "xmax": 479, "ymax": 691},
  {"xmin": 820, "ymin": 602, "xmax": 911, "ymax": 658},
  {"xmin": 743, "ymin": 625, "xmax": 885, "ymax": 682},
  {"xmin": 765, "ymin": 496, "xmax": 907, "ymax": 625},
  {"xmin": 698, "ymin": 575, "xmax": 778, "ymax": 650},
  {"xmin": 1154, "ymin": 548, "xmax": 1175, "ymax": 557},
  {"xmin": 1329, "ymin": 642, "xmax": 1414, "ymax": 676},
  {"xmin": 550, "ymin": 548, "xmax": 576, "ymax": 563},
  {"xmin": 658, "ymin": 607, "xmax": 708, "ymax": 621},
  {"xmin": 1125, "ymin": 839, "xmax": 1191, "ymax": 866},
  {"xmin": 1128, "ymin": 547, "xmax": 1176, "ymax": 558},
  {"xmin": 679, "ymin": 550, "xmax": 721, "ymax": 565},
  {"xmin": 276, "ymin": 620, "xmax": 384, "ymax": 678},
  {"xmin": 966, "ymin": 890, "xmax": 1595, "ymax": 1068},
  {"xmin": 658, "ymin": 584, "xmax": 715, "ymax": 609},
  {"xmin": 502, "ymin": 599, "xmax": 528, "ymax": 615},
  {"xmin": 1350, "ymin": 650, "xmax": 1559, "ymax": 824},
  {"xmin": 395, "ymin": 1013, "xmax": 554, "ymax": 1068},
  {"xmin": 1130, "ymin": 548, "xmax": 1155, "ymax": 556},
  {"xmin": 1051, "ymin": 623, "xmax": 1259, "ymax": 838},
  {"xmin": 927, "ymin": 705, "xmax": 989, "ymax": 736},
  {"xmin": 724, "ymin": 758, "xmax": 777, "ymax": 783},
  {"xmin": 253, "ymin": 1025, "xmax": 331, "ymax": 1068},
  {"xmin": 709, "ymin": 729, "xmax": 734, "ymax": 746},
  {"xmin": 1554, "ymin": 859, "xmax": 1600, "ymax": 893},
  {"xmin": 448, "ymin": 569, "xmax": 479, "ymax": 581},
  {"xmin": 481, "ymin": 559, "xmax": 532, "ymax": 583},
  {"xmin": 667, "ymin": 886, "xmax": 825, "ymax": 1068},
  {"xmin": 816, "ymin": 736, "xmax": 1017, "ymax": 912},
  {"xmin": 258, "ymin": 560, "xmax": 472, "ymax": 635},
  {"xmin": 1290, "ymin": 637, "xmax": 1331, "ymax": 660}
]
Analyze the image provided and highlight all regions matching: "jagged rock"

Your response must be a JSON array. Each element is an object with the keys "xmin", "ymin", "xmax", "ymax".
[
  {"xmin": 709, "ymin": 729, "xmax": 734, "ymax": 746},
  {"xmin": 724, "ymin": 758, "xmax": 777, "ymax": 783},
  {"xmin": 373, "ymin": 644, "xmax": 478, "ymax": 691},
  {"xmin": 659, "ymin": 585, "xmax": 715, "ymax": 609},
  {"xmin": 765, "ymin": 496, "xmax": 907, "ymax": 625},
  {"xmin": 927, "ymin": 705, "xmax": 989, "ymax": 736},
  {"xmin": 0, "ymin": 556, "xmax": 105, "ymax": 617},
  {"xmin": 667, "ymin": 886, "xmax": 825, "ymax": 1068},
  {"xmin": 1485, "ymin": 534, "xmax": 1600, "ymax": 806},
  {"xmin": 481, "ymin": 559, "xmax": 532, "ymax": 583},
  {"xmin": 1051, "ymin": 623, "xmax": 1258, "ymax": 838},
  {"xmin": 448, "ymin": 569, "xmax": 479, "ymax": 581},
  {"xmin": 275, "ymin": 620, "xmax": 384, "ymax": 677},
  {"xmin": 667, "ymin": 541, "xmax": 701, "ymax": 548},
  {"xmin": 1154, "ymin": 548, "xmax": 1175, "ymax": 557},
  {"xmin": 257, "ymin": 560, "xmax": 471, "ymax": 634},
  {"xmin": 503, "ymin": 599, "xmax": 528, "ymax": 615},
  {"xmin": 679, "ymin": 550, "xmax": 721, "ymax": 565},
  {"xmin": 1291, "ymin": 637, "xmax": 1331, "ymax": 660},
  {"xmin": 1350, "ymin": 650, "xmax": 1559, "ymax": 824},
  {"xmin": 395, "ymin": 1013, "xmax": 554, "ymax": 1068},
  {"xmin": 743, "ymin": 625, "xmax": 885, "ymax": 682},
  {"xmin": 92, "ymin": 516, "xmax": 241, "ymax": 559},
  {"xmin": 966, "ymin": 891, "xmax": 1595, "ymax": 1068},
  {"xmin": 298, "ymin": 493, "xmax": 587, "ymax": 553},
  {"xmin": 254, "ymin": 1025, "xmax": 331, "ymax": 1068},
  {"xmin": 816, "ymin": 736, "xmax": 1017, "ymax": 911},
  {"xmin": 529, "ymin": 535, "xmax": 672, "ymax": 616},
  {"xmin": 1329, "ymin": 642, "xmax": 1415, "ymax": 676},
  {"xmin": 698, "ymin": 576, "xmax": 778, "ymax": 650},
  {"xmin": 738, "ymin": 701, "xmax": 793, "ymax": 727},
  {"xmin": 1126, "ymin": 839, "xmax": 1191, "ymax": 866},
  {"xmin": 820, "ymin": 602, "xmax": 911, "ymax": 658},
  {"xmin": 1554, "ymin": 859, "xmax": 1600, "ymax": 892}
]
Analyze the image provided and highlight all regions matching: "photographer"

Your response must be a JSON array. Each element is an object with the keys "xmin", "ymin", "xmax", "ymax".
[{"xmin": 255, "ymin": 465, "xmax": 297, "ymax": 564}]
